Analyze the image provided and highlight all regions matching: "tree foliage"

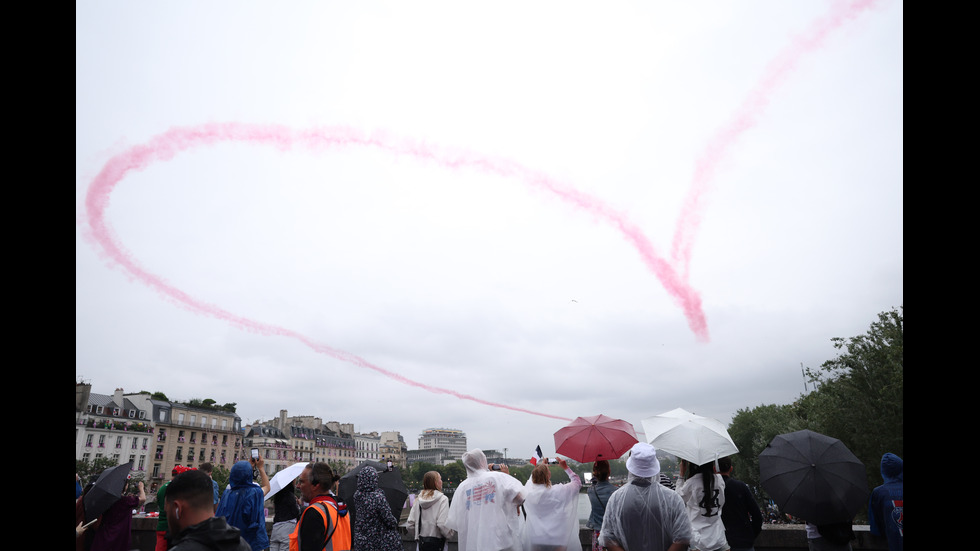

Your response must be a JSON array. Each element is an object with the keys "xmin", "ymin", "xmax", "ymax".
[
  {"xmin": 728, "ymin": 306, "xmax": 903, "ymax": 517},
  {"xmin": 76, "ymin": 456, "xmax": 125, "ymax": 487}
]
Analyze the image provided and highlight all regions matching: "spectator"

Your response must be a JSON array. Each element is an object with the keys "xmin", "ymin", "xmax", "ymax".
[
  {"xmin": 270, "ymin": 480, "xmax": 300, "ymax": 551},
  {"xmin": 446, "ymin": 449, "xmax": 526, "ymax": 551},
  {"xmin": 201, "ymin": 463, "xmax": 220, "ymax": 512},
  {"xmin": 292, "ymin": 462, "xmax": 352, "ymax": 551},
  {"xmin": 352, "ymin": 466, "xmax": 401, "ymax": 551},
  {"xmin": 165, "ymin": 469, "xmax": 251, "ymax": 551},
  {"xmin": 587, "ymin": 460, "xmax": 616, "ymax": 551},
  {"xmin": 215, "ymin": 459, "xmax": 270, "ymax": 551},
  {"xmin": 599, "ymin": 442, "xmax": 692, "ymax": 551},
  {"xmin": 522, "ymin": 457, "xmax": 582, "ymax": 550},
  {"xmin": 718, "ymin": 457, "xmax": 762, "ymax": 551},
  {"xmin": 677, "ymin": 459, "xmax": 728, "ymax": 551},
  {"xmin": 868, "ymin": 453, "xmax": 903, "ymax": 551},
  {"xmin": 91, "ymin": 479, "xmax": 146, "ymax": 551},
  {"xmin": 405, "ymin": 471, "xmax": 454, "ymax": 551}
]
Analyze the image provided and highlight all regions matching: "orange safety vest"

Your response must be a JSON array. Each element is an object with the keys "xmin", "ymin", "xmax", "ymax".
[{"xmin": 289, "ymin": 499, "xmax": 351, "ymax": 551}]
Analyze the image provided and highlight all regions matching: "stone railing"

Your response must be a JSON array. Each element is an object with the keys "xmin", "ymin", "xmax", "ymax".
[{"xmin": 127, "ymin": 517, "xmax": 890, "ymax": 551}]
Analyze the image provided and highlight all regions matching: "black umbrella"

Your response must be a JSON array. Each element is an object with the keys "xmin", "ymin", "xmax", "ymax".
[
  {"xmin": 759, "ymin": 430, "xmax": 868, "ymax": 525},
  {"xmin": 84, "ymin": 461, "xmax": 135, "ymax": 523},
  {"xmin": 338, "ymin": 461, "xmax": 408, "ymax": 524}
]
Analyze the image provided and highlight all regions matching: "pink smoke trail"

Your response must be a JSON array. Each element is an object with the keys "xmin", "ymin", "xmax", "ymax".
[
  {"xmin": 670, "ymin": 0, "xmax": 881, "ymax": 280},
  {"xmin": 81, "ymin": 122, "xmax": 706, "ymax": 420}
]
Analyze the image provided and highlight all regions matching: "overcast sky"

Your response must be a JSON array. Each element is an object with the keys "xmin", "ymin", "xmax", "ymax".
[{"xmin": 76, "ymin": 1, "xmax": 902, "ymax": 461}]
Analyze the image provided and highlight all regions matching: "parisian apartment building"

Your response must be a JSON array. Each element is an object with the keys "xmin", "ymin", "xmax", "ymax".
[{"xmin": 78, "ymin": 384, "xmax": 417, "ymax": 480}]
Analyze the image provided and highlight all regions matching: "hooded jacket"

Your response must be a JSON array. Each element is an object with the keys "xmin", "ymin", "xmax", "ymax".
[
  {"xmin": 215, "ymin": 461, "xmax": 269, "ymax": 551},
  {"xmin": 405, "ymin": 489, "xmax": 453, "ymax": 541},
  {"xmin": 352, "ymin": 466, "xmax": 401, "ymax": 551},
  {"xmin": 169, "ymin": 516, "xmax": 254, "ymax": 551},
  {"xmin": 446, "ymin": 449, "xmax": 526, "ymax": 551},
  {"xmin": 869, "ymin": 453, "xmax": 903, "ymax": 551}
]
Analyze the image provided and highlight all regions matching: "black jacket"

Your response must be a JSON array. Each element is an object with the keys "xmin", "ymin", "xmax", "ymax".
[
  {"xmin": 721, "ymin": 475, "xmax": 763, "ymax": 548},
  {"xmin": 169, "ymin": 516, "xmax": 254, "ymax": 551}
]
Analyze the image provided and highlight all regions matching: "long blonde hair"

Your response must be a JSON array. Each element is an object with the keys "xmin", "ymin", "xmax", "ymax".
[{"xmin": 420, "ymin": 470, "xmax": 441, "ymax": 498}]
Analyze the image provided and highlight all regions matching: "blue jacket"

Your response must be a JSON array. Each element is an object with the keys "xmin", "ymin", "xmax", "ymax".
[
  {"xmin": 216, "ymin": 461, "xmax": 269, "ymax": 551},
  {"xmin": 869, "ymin": 453, "xmax": 903, "ymax": 551}
]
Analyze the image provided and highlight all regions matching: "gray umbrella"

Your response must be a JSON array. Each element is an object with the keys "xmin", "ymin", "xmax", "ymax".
[{"xmin": 759, "ymin": 429, "xmax": 868, "ymax": 524}]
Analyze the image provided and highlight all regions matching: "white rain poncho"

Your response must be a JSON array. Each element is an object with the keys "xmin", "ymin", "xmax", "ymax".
[
  {"xmin": 598, "ymin": 474, "xmax": 693, "ymax": 551},
  {"xmin": 447, "ymin": 449, "xmax": 526, "ymax": 551},
  {"xmin": 521, "ymin": 466, "xmax": 581, "ymax": 550}
]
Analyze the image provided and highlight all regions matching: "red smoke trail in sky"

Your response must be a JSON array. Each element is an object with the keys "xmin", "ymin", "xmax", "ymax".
[
  {"xmin": 670, "ymin": 0, "xmax": 881, "ymax": 280},
  {"xmin": 82, "ymin": 123, "xmax": 703, "ymax": 421},
  {"xmin": 82, "ymin": 0, "xmax": 881, "ymax": 418}
]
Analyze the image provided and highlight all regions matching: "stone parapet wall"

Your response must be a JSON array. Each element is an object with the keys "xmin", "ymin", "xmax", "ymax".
[{"xmin": 128, "ymin": 517, "xmax": 890, "ymax": 551}]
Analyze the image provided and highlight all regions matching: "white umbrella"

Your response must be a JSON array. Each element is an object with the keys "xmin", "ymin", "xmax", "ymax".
[
  {"xmin": 641, "ymin": 408, "xmax": 738, "ymax": 466},
  {"xmin": 265, "ymin": 462, "xmax": 308, "ymax": 500}
]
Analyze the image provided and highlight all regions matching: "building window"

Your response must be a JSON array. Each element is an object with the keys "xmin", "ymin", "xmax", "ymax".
[{"xmin": 201, "ymin": 416, "xmax": 207, "ymax": 428}]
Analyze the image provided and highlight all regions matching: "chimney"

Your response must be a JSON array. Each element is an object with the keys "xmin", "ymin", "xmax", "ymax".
[{"xmin": 114, "ymin": 388, "xmax": 125, "ymax": 410}]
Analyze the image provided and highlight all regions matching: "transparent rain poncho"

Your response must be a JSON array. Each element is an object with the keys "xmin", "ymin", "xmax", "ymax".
[
  {"xmin": 447, "ymin": 449, "xmax": 526, "ymax": 551},
  {"xmin": 521, "ymin": 466, "xmax": 581, "ymax": 550},
  {"xmin": 598, "ymin": 474, "xmax": 693, "ymax": 551}
]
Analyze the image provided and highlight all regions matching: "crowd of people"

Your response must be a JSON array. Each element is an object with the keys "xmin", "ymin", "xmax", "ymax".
[{"xmin": 75, "ymin": 446, "xmax": 903, "ymax": 551}]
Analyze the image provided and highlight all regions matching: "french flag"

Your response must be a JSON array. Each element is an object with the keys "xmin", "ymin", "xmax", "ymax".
[{"xmin": 530, "ymin": 445, "xmax": 543, "ymax": 466}]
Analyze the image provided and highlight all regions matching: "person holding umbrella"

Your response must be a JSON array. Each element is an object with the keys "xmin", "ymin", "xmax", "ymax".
[
  {"xmin": 586, "ymin": 460, "xmax": 616, "ymax": 551},
  {"xmin": 352, "ymin": 466, "xmax": 402, "ymax": 551},
  {"xmin": 676, "ymin": 459, "xmax": 728, "ymax": 551},
  {"xmin": 269, "ymin": 479, "xmax": 300, "ymax": 551},
  {"xmin": 90, "ymin": 478, "xmax": 146, "ymax": 551},
  {"xmin": 759, "ymin": 430, "xmax": 868, "ymax": 551}
]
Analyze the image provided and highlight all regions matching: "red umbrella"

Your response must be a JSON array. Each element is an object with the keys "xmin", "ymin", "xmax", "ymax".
[{"xmin": 554, "ymin": 414, "xmax": 639, "ymax": 462}]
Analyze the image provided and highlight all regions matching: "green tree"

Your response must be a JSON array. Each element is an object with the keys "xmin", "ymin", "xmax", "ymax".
[
  {"xmin": 212, "ymin": 465, "xmax": 231, "ymax": 499},
  {"xmin": 805, "ymin": 306, "xmax": 903, "ymax": 484},
  {"xmin": 76, "ymin": 457, "xmax": 124, "ymax": 487},
  {"xmin": 727, "ymin": 403, "xmax": 808, "ymax": 500}
]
